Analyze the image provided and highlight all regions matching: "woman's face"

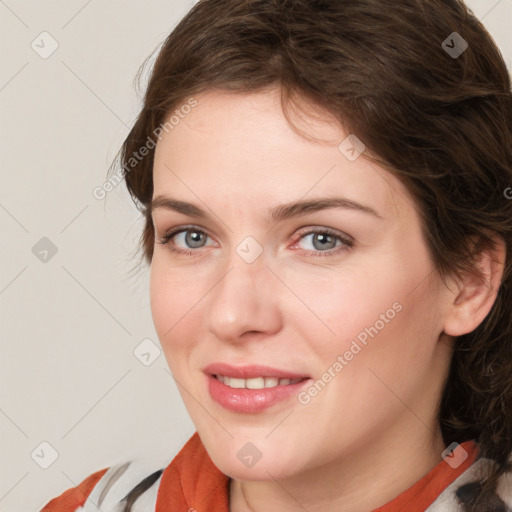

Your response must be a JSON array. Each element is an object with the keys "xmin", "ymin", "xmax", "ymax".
[{"xmin": 150, "ymin": 87, "xmax": 453, "ymax": 480}]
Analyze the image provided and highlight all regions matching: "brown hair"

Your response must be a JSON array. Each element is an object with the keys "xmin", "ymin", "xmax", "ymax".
[{"xmin": 111, "ymin": 0, "xmax": 512, "ymax": 509}]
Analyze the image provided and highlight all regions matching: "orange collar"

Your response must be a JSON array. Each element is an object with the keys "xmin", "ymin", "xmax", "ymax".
[
  {"xmin": 374, "ymin": 440, "xmax": 479, "ymax": 511},
  {"xmin": 156, "ymin": 432, "xmax": 230, "ymax": 512},
  {"xmin": 155, "ymin": 433, "xmax": 479, "ymax": 512}
]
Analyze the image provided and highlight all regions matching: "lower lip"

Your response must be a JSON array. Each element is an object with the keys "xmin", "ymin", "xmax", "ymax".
[{"xmin": 206, "ymin": 374, "xmax": 311, "ymax": 413}]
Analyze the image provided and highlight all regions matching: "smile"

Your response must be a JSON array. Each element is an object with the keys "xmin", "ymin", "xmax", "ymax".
[{"xmin": 214, "ymin": 375, "xmax": 305, "ymax": 389}]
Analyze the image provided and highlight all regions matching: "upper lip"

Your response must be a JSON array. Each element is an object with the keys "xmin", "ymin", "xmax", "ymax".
[{"xmin": 203, "ymin": 362, "xmax": 310, "ymax": 380}]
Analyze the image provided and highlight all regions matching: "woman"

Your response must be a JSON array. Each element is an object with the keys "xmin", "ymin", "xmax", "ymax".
[{"xmin": 41, "ymin": 0, "xmax": 512, "ymax": 510}]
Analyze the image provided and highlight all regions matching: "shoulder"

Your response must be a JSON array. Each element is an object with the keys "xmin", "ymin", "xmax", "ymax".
[
  {"xmin": 40, "ymin": 452, "xmax": 176, "ymax": 512},
  {"xmin": 427, "ymin": 454, "xmax": 512, "ymax": 511}
]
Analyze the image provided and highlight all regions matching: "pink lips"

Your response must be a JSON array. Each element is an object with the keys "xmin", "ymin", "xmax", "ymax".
[
  {"xmin": 203, "ymin": 362, "xmax": 311, "ymax": 413},
  {"xmin": 202, "ymin": 362, "xmax": 310, "ymax": 380}
]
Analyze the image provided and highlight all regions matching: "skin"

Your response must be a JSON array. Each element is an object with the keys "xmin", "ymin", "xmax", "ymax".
[{"xmin": 149, "ymin": 87, "xmax": 505, "ymax": 512}]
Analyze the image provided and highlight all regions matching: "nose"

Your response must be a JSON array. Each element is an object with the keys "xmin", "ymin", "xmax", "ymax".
[{"xmin": 205, "ymin": 256, "xmax": 283, "ymax": 343}]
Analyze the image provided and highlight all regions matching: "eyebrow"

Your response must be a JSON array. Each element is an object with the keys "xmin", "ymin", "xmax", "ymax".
[{"xmin": 151, "ymin": 195, "xmax": 384, "ymax": 222}]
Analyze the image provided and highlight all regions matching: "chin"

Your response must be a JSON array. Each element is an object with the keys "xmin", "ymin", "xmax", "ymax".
[{"xmin": 207, "ymin": 446, "xmax": 297, "ymax": 481}]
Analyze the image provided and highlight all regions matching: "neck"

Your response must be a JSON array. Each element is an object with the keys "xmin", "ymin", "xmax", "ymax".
[{"xmin": 229, "ymin": 417, "xmax": 446, "ymax": 512}]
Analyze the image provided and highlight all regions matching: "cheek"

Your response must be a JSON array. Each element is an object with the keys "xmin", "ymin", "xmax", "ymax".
[
  {"xmin": 149, "ymin": 262, "xmax": 172, "ymax": 338},
  {"xmin": 278, "ymin": 262, "xmax": 402, "ymax": 356},
  {"xmin": 319, "ymin": 276, "xmax": 442, "ymax": 416},
  {"xmin": 284, "ymin": 251, "xmax": 437, "ymax": 378},
  {"xmin": 149, "ymin": 257, "xmax": 204, "ymax": 351}
]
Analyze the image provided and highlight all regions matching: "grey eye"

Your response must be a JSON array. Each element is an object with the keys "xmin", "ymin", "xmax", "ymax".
[
  {"xmin": 300, "ymin": 232, "xmax": 339, "ymax": 251},
  {"xmin": 184, "ymin": 230, "xmax": 207, "ymax": 248}
]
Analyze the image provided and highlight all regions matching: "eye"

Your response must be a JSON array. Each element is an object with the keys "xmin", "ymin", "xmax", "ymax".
[
  {"xmin": 156, "ymin": 225, "xmax": 215, "ymax": 256},
  {"xmin": 292, "ymin": 227, "xmax": 354, "ymax": 257},
  {"xmin": 156, "ymin": 225, "xmax": 354, "ymax": 258}
]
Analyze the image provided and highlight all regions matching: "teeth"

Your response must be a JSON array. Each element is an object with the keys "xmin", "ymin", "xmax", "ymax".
[
  {"xmin": 246, "ymin": 377, "xmax": 265, "ymax": 389},
  {"xmin": 228, "ymin": 377, "xmax": 245, "ymax": 389},
  {"xmin": 264, "ymin": 377, "xmax": 279, "ymax": 388},
  {"xmin": 215, "ymin": 375, "xmax": 303, "ymax": 389}
]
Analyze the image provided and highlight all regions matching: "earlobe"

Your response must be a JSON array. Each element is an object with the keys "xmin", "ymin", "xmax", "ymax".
[{"xmin": 442, "ymin": 236, "xmax": 506, "ymax": 337}]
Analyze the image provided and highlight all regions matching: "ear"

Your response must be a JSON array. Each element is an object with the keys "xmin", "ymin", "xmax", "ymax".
[{"xmin": 442, "ymin": 236, "xmax": 506, "ymax": 337}]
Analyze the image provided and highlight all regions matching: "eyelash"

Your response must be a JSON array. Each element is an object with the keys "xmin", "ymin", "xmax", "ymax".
[{"xmin": 156, "ymin": 225, "xmax": 354, "ymax": 258}]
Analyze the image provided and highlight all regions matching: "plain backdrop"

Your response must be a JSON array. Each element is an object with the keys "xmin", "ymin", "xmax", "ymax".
[{"xmin": 0, "ymin": 1, "xmax": 510, "ymax": 510}]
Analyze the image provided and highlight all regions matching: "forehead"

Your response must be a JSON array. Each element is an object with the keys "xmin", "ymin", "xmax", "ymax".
[
  {"xmin": 152, "ymin": 88, "xmax": 414, "ymax": 222},
  {"xmin": 156, "ymin": 87, "xmax": 344, "ymax": 158}
]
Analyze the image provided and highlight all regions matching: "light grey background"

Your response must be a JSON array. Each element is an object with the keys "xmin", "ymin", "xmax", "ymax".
[{"xmin": 0, "ymin": 1, "xmax": 510, "ymax": 510}]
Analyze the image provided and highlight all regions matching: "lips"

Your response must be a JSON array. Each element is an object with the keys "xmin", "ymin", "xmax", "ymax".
[
  {"xmin": 206, "ymin": 373, "xmax": 311, "ymax": 413},
  {"xmin": 202, "ymin": 362, "xmax": 310, "ymax": 380}
]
